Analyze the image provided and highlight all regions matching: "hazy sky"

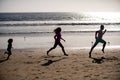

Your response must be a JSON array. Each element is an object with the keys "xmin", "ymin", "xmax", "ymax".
[{"xmin": 0, "ymin": 0, "xmax": 120, "ymax": 12}]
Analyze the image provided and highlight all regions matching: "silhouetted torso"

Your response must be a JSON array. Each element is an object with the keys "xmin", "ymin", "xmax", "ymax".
[
  {"xmin": 55, "ymin": 32, "xmax": 61, "ymax": 43},
  {"xmin": 96, "ymin": 30, "xmax": 104, "ymax": 39},
  {"xmin": 7, "ymin": 43, "xmax": 12, "ymax": 51}
]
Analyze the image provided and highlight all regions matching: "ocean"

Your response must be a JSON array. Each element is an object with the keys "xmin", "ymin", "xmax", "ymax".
[{"xmin": 0, "ymin": 12, "xmax": 120, "ymax": 49}]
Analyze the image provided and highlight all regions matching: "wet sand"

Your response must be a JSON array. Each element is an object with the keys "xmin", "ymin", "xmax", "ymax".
[{"xmin": 0, "ymin": 48, "xmax": 120, "ymax": 80}]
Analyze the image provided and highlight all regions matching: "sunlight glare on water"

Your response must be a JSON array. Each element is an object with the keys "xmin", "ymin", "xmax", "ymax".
[{"xmin": 84, "ymin": 12, "xmax": 120, "ymax": 22}]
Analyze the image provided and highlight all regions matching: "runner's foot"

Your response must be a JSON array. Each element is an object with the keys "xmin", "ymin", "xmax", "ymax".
[{"xmin": 64, "ymin": 54, "xmax": 68, "ymax": 56}]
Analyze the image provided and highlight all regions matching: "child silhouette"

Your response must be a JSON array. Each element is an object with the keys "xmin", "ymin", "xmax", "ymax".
[
  {"xmin": 89, "ymin": 25, "xmax": 107, "ymax": 58},
  {"xmin": 47, "ymin": 27, "xmax": 68, "ymax": 56},
  {"xmin": 5, "ymin": 38, "xmax": 13, "ymax": 60}
]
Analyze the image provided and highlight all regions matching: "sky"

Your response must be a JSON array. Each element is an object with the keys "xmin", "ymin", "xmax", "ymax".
[{"xmin": 0, "ymin": 0, "xmax": 120, "ymax": 13}]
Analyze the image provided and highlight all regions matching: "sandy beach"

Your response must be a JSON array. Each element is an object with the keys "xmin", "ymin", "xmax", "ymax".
[
  {"xmin": 0, "ymin": 48, "xmax": 120, "ymax": 80},
  {"xmin": 0, "ymin": 4, "xmax": 120, "ymax": 80}
]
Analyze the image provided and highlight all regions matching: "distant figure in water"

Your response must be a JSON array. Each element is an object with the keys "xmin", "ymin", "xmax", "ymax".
[
  {"xmin": 89, "ymin": 25, "xmax": 107, "ymax": 58},
  {"xmin": 47, "ymin": 27, "xmax": 68, "ymax": 56},
  {"xmin": 4, "ymin": 38, "xmax": 13, "ymax": 60}
]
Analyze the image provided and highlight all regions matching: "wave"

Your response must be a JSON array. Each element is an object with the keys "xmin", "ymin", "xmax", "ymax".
[
  {"xmin": 0, "ymin": 30, "xmax": 120, "ymax": 35},
  {"xmin": 0, "ymin": 21, "xmax": 120, "ymax": 35},
  {"xmin": 0, "ymin": 21, "xmax": 120, "ymax": 26}
]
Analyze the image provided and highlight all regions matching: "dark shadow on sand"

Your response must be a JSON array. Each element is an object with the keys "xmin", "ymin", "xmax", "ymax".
[
  {"xmin": 0, "ymin": 59, "xmax": 8, "ymax": 63},
  {"xmin": 90, "ymin": 57, "xmax": 105, "ymax": 64},
  {"xmin": 41, "ymin": 57, "xmax": 66, "ymax": 66}
]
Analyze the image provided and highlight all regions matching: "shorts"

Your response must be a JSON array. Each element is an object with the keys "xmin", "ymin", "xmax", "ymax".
[{"xmin": 96, "ymin": 38, "xmax": 106, "ymax": 43}]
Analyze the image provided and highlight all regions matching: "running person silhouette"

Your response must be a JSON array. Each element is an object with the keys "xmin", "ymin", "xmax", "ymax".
[
  {"xmin": 5, "ymin": 38, "xmax": 13, "ymax": 60},
  {"xmin": 89, "ymin": 25, "xmax": 107, "ymax": 58},
  {"xmin": 47, "ymin": 27, "xmax": 68, "ymax": 56}
]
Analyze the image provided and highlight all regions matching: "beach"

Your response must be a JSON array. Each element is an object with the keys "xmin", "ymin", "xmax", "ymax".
[
  {"xmin": 0, "ymin": 12, "xmax": 120, "ymax": 80},
  {"xmin": 0, "ymin": 48, "xmax": 120, "ymax": 80}
]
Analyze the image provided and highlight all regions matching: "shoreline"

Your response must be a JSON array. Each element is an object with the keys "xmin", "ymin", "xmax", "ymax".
[
  {"xmin": 0, "ymin": 45, "xmax": 120, "ymax": 50},
  {"xmin": 0, "ymin": 31, "xmax": 120, "ymax": 49}
]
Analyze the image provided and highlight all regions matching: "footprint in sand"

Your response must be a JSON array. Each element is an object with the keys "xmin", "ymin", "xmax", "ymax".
[
  {"xmin": 84, "ymin": 75, "xmax": 91, "ymax": 78},
  {"xmin": 103, "ymin": 76, "xmax": 109, "ymax": 79},
  {"xmin": 28, "ymin": 55, "xmax": 32, "ymax": 58},
  {"xmin": 13, "ymin": 68, "xmax": 18, "ymax": 71},
  {"xmin": 35, "ymin": 76, "xmax": 39, "ymax": 79},
  {"xmin": 24, "ymin": 61, "xmax": 33, "ymax": 64},
  {"xmin": 116, "ymin": 63, "xmax": 120, "ymax": 65}
]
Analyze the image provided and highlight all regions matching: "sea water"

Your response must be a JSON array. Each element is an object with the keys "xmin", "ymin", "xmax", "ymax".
[{"xmin": 0, "ymin": 12, "xmax": 120, "ymax": 49}]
